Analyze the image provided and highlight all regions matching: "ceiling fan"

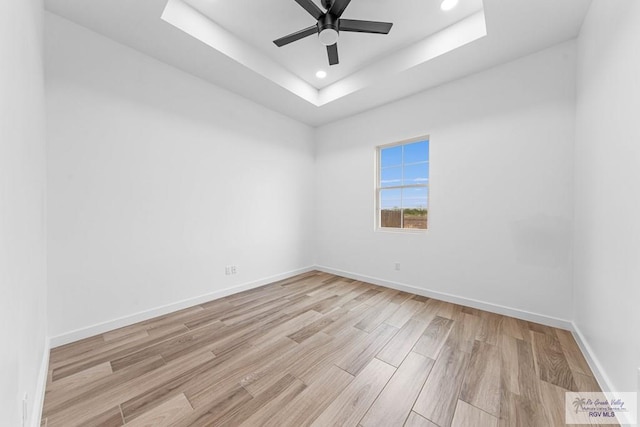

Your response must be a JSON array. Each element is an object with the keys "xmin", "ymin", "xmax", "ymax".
[{"xmin": 273, "ymin": 0, "xmax": 393, "ymax": 66}]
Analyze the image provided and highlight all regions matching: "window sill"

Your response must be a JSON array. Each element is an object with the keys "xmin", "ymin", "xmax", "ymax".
[{"xmin": 376, "ymin": 227, "xmax": 428, "ymax": 234}]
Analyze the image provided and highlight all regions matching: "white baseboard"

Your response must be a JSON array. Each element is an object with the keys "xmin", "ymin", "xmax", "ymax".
[
  {"xmin": 571, "ymin": 323, "xmax": 636, "ymax": 426},
  {"xmin": 31, "ymin": 337, "xmax": 50, "ymax": 427},
  {"xmin": 570, "ymin": 322, "xmax": 617, "ymax": 392},
  {"xmin": 315, "ymin": 265, "xmax": 573, "ymax": 330},
  {"xmin": 48, "ymin": 263, "xmax": 573, "ymax": 345},
  {"xmin": 49, "ymin": 266, "xmax": 315, "ymax": 348}
]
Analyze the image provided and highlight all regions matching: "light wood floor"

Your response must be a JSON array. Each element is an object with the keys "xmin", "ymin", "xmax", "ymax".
[{"xmin": 42, "ymin": 271, "xmax": 608, "ymax": 427}]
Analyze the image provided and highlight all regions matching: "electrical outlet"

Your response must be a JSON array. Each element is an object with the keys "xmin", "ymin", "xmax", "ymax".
[
  {"xmin": 224, "ymin": 266, "xmax": 231, "ymax": 275},
  {"xmin": 231, "ymin": 265, "xmax": 237, "ymax": 275},
  {"xmin": 394, "ymin": 262, "xmax": 401, "ymax": 271}
]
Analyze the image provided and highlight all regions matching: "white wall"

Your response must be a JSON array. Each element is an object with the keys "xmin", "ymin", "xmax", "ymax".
[
  {"xmin": 574, "ymin": 0, "xmax": 640, "ymax": 394},
  {"xmin": 0, "ymin": 0, "xmax": 48, "ymax": 425},
  {"xmin": 45, "ymin": 14, "xmax": 315, "ymax": 338},
  {"xmin": 315, "ymin": 41, "xmax": 576, "ymax": 322}
]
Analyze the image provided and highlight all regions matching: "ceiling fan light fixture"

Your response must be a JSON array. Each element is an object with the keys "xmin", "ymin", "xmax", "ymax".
[
  {"xmin": 319, "ymin": 28, "xmax": 339, "ymax": 46},
  {"xmin": 440, "ymin": 0, "xmax": 459, "ymax": 11},
  {"xmin": 273, "ymin": 0, "xmax": 393, "ymax": 65}
]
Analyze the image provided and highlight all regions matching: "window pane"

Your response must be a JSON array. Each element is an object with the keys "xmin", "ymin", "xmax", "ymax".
[
  {"xmin": 380, "ymin": 188, "xmax": 401, "ymax": 209},
  {"xmin": 402, "ymin": 187, "xmax": 428, "ymax": 209},
  {"xmin": 380, "ymin": 166, "xmax": 402, "ymax": 188},
  {"xmin": 403, "ymin": 209, "xmax": 427, "ymax": 229},
  {"xmin": 403, "ymin": 140, "xmax": 429, "ymax": 163},
  {"xmin": 380, "ymin": 189, "xmax": 402, "ymax": 228},
  {"xmin": 381, "ymin": 210, "xmax": 402, "ymax": 228},
  {"xmin": 403, "ymin": 187, "xmax": 428, "ymax": 229},
  {"xmin": 403, "ymin": 162, "xmax": 429, "ymax": 186},
  {"xmin": 381, "ymin": 145, "xmax": 402, "ymax": 168}
]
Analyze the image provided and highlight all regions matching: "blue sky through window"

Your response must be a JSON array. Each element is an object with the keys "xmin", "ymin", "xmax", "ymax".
[{"xmin": 380, "ymin": 140, "xmax": 429, "ymax": 210}]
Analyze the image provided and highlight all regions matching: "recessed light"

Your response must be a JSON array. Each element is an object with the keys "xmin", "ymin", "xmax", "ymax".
[
  {"xmin": 440, "ymin": 0, "xmax": 459, "ymax": 11},
  {"xmin": 316, "ymin": 70, "xmax": 327, "ymax": 79}
]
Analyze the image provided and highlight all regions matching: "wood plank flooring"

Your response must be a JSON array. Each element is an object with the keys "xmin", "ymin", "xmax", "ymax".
[{"xmin": 41, "ymin": 271, "xmax": 611, "ymax": 426}]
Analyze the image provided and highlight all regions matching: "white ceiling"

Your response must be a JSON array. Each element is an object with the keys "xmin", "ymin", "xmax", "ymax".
[
  {"xmin": 183, "ymin": 0, "xmax": 484, "ymax": 88},
  {"xmin": 44, "ymin": 0, "xmax": 592, "ymax": 126},
  {"xmin": 162, "ymin": 0, "xmax": 486, "ymax": 107}
]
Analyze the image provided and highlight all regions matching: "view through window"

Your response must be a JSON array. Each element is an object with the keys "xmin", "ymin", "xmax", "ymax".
[{"xmin": 377, "ymin": 138, "xmax": 429, "ymax": 230}]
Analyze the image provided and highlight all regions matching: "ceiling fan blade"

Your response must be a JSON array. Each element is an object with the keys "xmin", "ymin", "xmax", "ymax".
[
  {"xmin": 339, "ymin": 19, "xmax": 393, "ymax": 34},
  {"xmin": 328, "ymin": 0, "xmax": 352, "ymax": 18},
  {"xmin": 294, "ymin": 0, "xmax": 324, "ymax": 20},
  {"xmin": 327, "ymin": 43, "xmax": 339, "ymax": 65},
  {"xmin": 273, "ymin": 25, "xmax": 318, "ymax": 47}
]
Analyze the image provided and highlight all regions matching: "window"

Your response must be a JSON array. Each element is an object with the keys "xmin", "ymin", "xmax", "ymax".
[{"xmin": 377, "ymin": 138, "xmax": 429, "ymax": 230}]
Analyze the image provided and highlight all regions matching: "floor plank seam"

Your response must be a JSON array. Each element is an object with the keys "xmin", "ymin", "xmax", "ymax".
[
  {"xmin": 118, "ymin": 404, "xmax": 125, "ymax": 425},
  {"xmin": 462, "ymin": 398, "xmax": 500, "ymax": 419}
]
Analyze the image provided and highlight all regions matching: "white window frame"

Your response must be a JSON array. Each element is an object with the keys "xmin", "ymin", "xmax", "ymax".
[{"xmin": 375, "ymin": 136, "xmax": 430, "ymax": 232}]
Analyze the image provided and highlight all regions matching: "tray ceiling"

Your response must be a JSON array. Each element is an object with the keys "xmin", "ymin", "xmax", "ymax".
[{"xmin": 45, "ymin": 0, "xmax": 592, "ymax": 125}]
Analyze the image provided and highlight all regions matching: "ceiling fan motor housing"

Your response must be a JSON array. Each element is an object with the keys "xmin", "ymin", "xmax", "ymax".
[{"xmin": 318, "ymin": 13, "xmax": 339, "ymax": 46}]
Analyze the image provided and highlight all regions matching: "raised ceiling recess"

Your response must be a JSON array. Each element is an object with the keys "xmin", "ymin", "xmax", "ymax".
[
  {"xmin": 45, "ymin": 0, "xmax": 592, "ymax": 125},
  {"xmin": 163, "ymin": 0, "xmax": 487, "ymax": 105}
]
